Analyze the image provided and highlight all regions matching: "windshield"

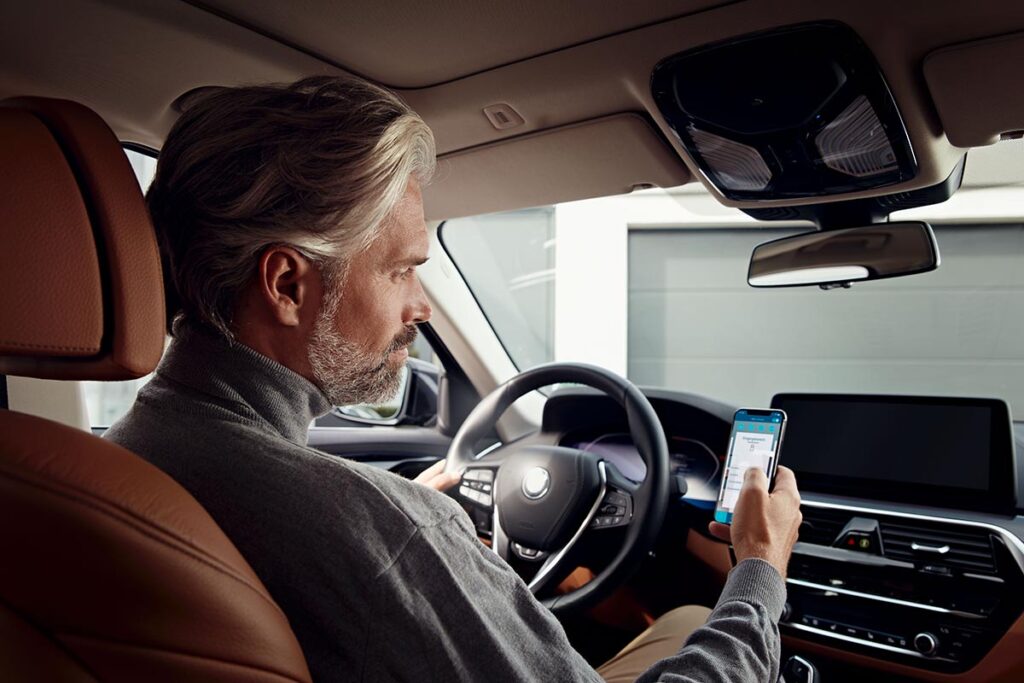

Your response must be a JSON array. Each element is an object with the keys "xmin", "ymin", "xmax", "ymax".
[{"xmin": 440, "ymin": 140, "xmax": 1024, "ymax": 417}]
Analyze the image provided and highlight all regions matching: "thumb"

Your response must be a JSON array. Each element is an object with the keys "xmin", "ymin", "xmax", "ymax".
[
  {"xmin": 744, "ymin": 466, "xmax": 768, "ymax": 488},
  {"xmin": 708, "ymin": 521, "xmax": 732, "ymax": 543}
]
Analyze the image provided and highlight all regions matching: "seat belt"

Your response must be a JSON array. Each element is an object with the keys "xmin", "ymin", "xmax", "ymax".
[{"xmin": 0, "ymin": 374, "xmax": 8, "ymax": 409}]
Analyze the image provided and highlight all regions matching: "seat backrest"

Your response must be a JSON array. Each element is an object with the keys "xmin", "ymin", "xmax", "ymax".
[{"xmin": 0, "ymin": 97, "xmax": 312, "ymax": 682}]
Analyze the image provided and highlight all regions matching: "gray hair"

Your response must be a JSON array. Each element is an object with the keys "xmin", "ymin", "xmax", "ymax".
[{"xmin": 147, "ymin": 75, "xmax": 435, "ymax": 338}]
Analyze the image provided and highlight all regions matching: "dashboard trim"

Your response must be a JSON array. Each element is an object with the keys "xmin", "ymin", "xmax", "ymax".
[
  {"xmin": 786, "ymin": 622, "xmax": 957, "ymax": 663},
  {"xmin": 786, "ymin": 578, "xmax": 985, "ymax": 620}
]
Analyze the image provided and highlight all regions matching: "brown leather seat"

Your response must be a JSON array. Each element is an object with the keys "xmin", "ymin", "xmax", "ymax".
[{"xmin": 0, "ymin": 97, "xmax": 312, "ymax": 682}]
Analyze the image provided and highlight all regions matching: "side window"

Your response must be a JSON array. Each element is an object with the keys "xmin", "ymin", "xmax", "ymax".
[
  {"xmin": 83, "ymin": 147, "xmax": 158, "ymax": 429},
  {"xmin": 314, "ymin": 332, "xmax": 443, "ymax": 428}
]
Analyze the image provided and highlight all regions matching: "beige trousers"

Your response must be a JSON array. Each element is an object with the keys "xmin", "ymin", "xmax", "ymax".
[{"xmin": 596, "ymin": 605, "xmax": 713, "ymax": 683}]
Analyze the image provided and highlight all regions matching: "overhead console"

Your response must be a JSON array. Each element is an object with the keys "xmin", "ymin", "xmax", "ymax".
[{"xmin": 651, "ymin": 23, "xmax": 917, "ymax": 202}]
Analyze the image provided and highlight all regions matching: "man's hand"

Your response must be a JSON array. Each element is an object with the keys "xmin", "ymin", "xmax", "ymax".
[
  {"xmin": 414, "ymin": 459, "xmax": 462, "ymax": 492},
  {"xmin": 708, "ymin": 465, "xmax": 802, "ymax": 579}
]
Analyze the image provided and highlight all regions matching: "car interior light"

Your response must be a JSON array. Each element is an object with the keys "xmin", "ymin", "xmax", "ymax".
[
  {"xmin": 816, "ymin": 95, "xmax": 899, "ymax": 177},
  {"xmin": 651, "ymin": 23, "xmax": 917, "ymax": 201},
  {"xmin": 688, "ymin": 126, "xmax": 772, "ymax": 191},
  {"xmin": 748, "ymin": 265, "xmax": 870, "ymax": 287}
]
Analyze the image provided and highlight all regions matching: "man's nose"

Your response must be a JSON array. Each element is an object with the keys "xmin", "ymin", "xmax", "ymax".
[{"xmin": 408, "ymin": 275, "xmax": 432, "ymax": 324}]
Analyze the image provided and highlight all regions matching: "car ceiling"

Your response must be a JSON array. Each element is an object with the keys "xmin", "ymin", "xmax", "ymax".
[
  {"xmin": 3, "ymin": 0, "xmax": 1024, "ymax": 219},
  {"xmin": 190, "ymin": 0, "xmax": 731, "ymax": 88}
]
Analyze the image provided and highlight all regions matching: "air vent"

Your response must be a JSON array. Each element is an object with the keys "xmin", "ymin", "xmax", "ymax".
[
  {"xmin": 799, "ymin": 506, "xmax": 851, "ymax": 545},
  {"xmin": 880, "ymin": 519, "xmax": 997, "ymax": 574}
]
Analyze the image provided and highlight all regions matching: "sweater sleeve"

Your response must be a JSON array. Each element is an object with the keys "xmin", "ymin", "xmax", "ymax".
[{"xmin": 636, "ymin": 559, "xmax": 786, "ymax": 683}]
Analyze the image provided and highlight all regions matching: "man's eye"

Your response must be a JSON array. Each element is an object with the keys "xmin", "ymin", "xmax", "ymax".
[{"xmin": 397, "ymin": 268, "xmax": 413, "ymax": 280}]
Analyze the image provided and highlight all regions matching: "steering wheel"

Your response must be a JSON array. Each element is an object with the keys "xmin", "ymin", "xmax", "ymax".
[{"xmin": 444, "ymin": 362, "xmax": 670, "ymax": 614}]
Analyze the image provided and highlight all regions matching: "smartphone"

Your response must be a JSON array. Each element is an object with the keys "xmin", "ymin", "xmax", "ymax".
[{"xmin": 713, "ymin": 408, "xmax": 786, "ymax": 525}]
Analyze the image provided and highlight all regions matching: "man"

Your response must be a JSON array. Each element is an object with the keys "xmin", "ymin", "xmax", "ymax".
[{"xmin": 106, "ymin": 76, "xmax": 802, "ymax": 682}]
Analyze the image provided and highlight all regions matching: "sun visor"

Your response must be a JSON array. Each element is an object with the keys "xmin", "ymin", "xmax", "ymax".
[
  {"xmin": 925, "ymin": 32, "xmax": 1024, "ymax": 147},
  {"xmin": 422, "ymin": 113, "xmax": 691, "ymax": 221}
]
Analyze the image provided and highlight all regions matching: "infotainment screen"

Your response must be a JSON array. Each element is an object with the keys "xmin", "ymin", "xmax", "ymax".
[{"xmin": 770, "ymin": 394, "xmax": 1016, "ymax": 514}]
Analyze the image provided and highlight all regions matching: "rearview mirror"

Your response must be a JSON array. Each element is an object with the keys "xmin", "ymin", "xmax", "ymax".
[{"xmin": 748, "ymin": 221, "xmax": 939, "ymax": 288}]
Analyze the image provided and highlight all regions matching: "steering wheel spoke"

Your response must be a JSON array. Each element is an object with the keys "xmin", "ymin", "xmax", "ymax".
[{"xmin": 525, "ymin": 461, "xmax": 609, "ymax": 593}]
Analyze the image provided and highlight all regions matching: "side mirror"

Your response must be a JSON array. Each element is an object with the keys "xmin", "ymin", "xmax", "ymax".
[
  {"xmin": 748, "ymin": 221, "xmax": 940, "ymax": 289},
  {"xmin": 332, "ymin": 357, "xmax": 440, "ymax": 427}
]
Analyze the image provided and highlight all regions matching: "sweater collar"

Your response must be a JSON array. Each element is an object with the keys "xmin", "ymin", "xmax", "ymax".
[{"xmin": 156, "ymin": 321, "xmax": 333, "ymax": 445}]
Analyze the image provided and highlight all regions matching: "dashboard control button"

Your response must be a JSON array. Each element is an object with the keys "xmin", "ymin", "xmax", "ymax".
[
  {"xmin": 913, "ymin": 632, "xmax": 939, "ymax": 656},
  {"xmin": 607, "ymin": 492, "xmax": 628, "ymax": 507},
  {"xmin": 674, "ymin": 474, "xmax": 688, "ymax": 497}
]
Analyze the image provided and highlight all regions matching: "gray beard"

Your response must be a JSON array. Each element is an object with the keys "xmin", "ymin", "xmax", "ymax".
[{"xmin": 307, "ymin": 283, "xmax": 411, "ymax": 407}]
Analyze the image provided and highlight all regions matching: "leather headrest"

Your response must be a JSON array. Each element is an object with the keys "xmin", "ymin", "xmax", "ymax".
[{"xmin": 0, "ymin": 97, "xmax": 165, "ymax": 380}]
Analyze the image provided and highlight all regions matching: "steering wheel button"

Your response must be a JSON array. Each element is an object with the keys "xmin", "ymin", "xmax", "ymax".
[
  {"xmin": 611, "ymin": 515, "xmax": 624, "ymax": 525},
  {"xmin": 481, "ymin": 483, "xmax": 492, "ymax": 493},
  {"xmin": 480, "ymin": 494, "xmax": 492, "ymax": 506},
  {"xmin": 478, "ymin": 469, "xmax": 494, "ymax": 482}
]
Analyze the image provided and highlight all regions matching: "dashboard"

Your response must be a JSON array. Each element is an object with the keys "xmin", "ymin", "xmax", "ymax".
[
  {"xmin": 544, "ymin": 387, "xmax": 1024, "ymax": 681},
  {"xmin": 567, "ymin": 432, "xmax": 722, "ymax": 504}
]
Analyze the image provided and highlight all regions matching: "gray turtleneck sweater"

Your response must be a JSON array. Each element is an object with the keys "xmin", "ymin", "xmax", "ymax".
[{"xmin": 105, "ymin": 324, "xmax": 785, "ymax": 682}]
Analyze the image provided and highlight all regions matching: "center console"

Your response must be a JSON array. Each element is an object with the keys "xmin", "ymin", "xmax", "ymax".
[
  {"xmin": 782, "ymin": 501, "xmax": 1024, "ymax": 672},
  {"xmin": 770, "ymin": 393, "xmax": 1024, "ymax": 673}
]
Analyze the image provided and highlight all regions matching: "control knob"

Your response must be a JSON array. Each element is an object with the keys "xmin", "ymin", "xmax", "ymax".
[
  {"xmin": 913, "ymin": 632, "xmax": 939, "ymax": 656},
  {"xmin": 780, "ymin": 602, "xmax": 793, "ymax": 623}
]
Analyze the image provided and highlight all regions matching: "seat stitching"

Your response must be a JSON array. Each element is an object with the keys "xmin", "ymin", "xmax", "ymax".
[
  {"xmin": 58, "ymin": 632, "xmax": 307, "ymax": 683},
  {"xmin": 0, "ymin": 466, "xmax": 287, "ymax": 618},
  {"xmin": 0, "ymin": 596, "xmax": 101, "ymax": 682},
  {"xmin": 0, "ymin": 340, "xmax": 100, "ymax": 352}
]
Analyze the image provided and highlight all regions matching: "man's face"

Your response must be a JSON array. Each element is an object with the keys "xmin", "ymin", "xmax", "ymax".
[{"xmin": 308, "ymin": 179, "xmax": 432, "ymax": 406}]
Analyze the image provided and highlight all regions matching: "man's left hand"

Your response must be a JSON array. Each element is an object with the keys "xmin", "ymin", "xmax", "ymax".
[{"xmin": 414, "ymin": 459, "xmax": 462, "ymax": 492}]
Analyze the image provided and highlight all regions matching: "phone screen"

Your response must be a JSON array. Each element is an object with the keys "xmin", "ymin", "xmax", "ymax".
[{"xmin": 714, "ymin": 408, "xmax": 786, "ymax": 524}]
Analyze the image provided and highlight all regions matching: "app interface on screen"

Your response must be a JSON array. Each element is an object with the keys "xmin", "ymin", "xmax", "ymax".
[{"xmin": 718, "ymin": 412, "xmax": 782, "ymax": 513}]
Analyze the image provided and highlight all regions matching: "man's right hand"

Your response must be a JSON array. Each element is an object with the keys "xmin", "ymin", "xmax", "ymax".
[{"xmin": 708, "ymin": 465, "xmax": 802, "ymax": 579}]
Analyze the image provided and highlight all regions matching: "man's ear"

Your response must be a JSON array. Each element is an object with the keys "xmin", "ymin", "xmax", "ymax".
[{"xmin": 256, "ymin": 246, "xmax": 317, "ymax": 327}]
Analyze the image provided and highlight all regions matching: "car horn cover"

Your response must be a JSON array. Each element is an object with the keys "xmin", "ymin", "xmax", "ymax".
[{"xmin": 494, "ymin": 445, "xmax": 602, "ymax": 552}]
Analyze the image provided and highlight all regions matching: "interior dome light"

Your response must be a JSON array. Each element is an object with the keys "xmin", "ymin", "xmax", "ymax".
[
  {"xmin": 689, "ymin": 126, "xmax": 772, "ymax": 191},
  {"xmin": 815, "ymin": 95, "xmax": 898, "ymax": 178}
]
